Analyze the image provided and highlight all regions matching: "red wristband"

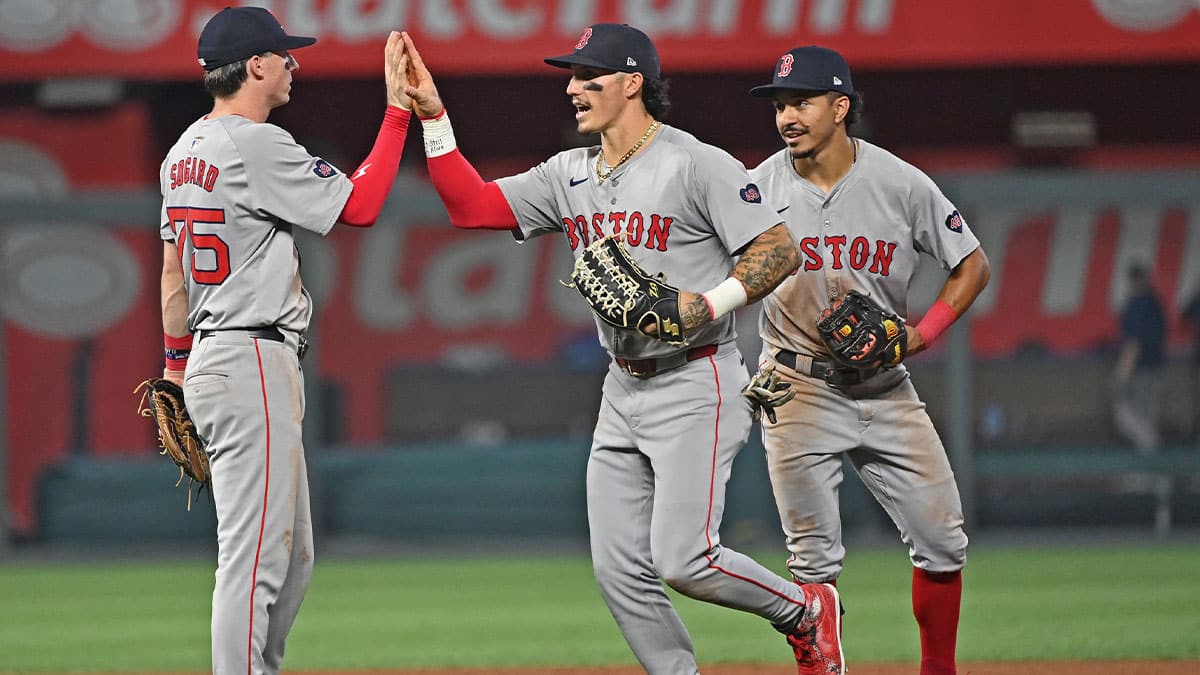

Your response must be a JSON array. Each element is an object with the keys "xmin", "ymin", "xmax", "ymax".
[
  {"xmin": 164, "ymin": 332, "xmax": 193, "ymax": 371},
  {"xmin": 164, "ymin": 332, "xmax": 193, "ymax": 350},
  {"xmin": 915, "ymin": 300, "xmax": 957, "ymax": 346}
]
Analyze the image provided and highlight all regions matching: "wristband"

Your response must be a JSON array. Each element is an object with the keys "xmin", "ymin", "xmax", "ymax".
[
  {"xmin": 420, "ymin": 110, "xmax": 457, "ymax": 158},
  {"xmin": 915, "ymin": 300, "xmax": 957, "ymax": 346},
  {"xmin": 164, "ymin": 332, "xmax": 192, "ymax": 372},
  {"xmin": 700, "ymin": 277, "xmax": 748, "ymax": 320},
  {"xmin": 164, "ymin": 332, "xmax": 193, "ymax": 350},
  {"xmin": 164, "ymin": 353, "xmax": 189, "ymax": 372}
]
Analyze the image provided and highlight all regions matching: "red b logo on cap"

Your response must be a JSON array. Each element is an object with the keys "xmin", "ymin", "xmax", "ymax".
[
  {"xmin": 575, "ymin": 28, "xmax": 593, "ymax": 50},
  {"xmin": 777, "ymin": 54, "xmax": 794, "ymax": 77}
]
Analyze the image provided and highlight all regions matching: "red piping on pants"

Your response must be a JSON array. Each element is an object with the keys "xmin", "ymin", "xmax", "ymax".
[
  {"xmin": 247, "ymin": 339, "xmax": 272, "ymax": 674},
  {"xmin": 701, "ymin": 355, "xmax": 803, "ymax": 605}
]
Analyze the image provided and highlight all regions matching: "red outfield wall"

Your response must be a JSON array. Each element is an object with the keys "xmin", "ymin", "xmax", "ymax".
[{"xmin": 2, "ymin": 0, "xmax": 1200, "ymax": 81}]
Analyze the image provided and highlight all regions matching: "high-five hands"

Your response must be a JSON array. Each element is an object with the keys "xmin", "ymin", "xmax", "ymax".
[
  {"xmin": 383, "ymin": 31, "xmax": 408, "ymax": 110},
  {"xmin": 397, "ymin": 32, "xmax": 445, "ymax": 118}
]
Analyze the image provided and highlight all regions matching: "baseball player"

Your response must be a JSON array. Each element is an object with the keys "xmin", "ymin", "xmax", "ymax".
[
  {"xmin": 745, "ymin": 46, "xmax": 991, "ymax": 675},
  {"xmin": 157, "ymin": 8, "xmax": 412, "ymax": 673},
  {"xmin": 397, "ymin": 26, "xmax": 845, "ymax": 675}
]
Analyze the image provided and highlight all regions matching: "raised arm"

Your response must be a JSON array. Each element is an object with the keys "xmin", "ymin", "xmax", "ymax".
[
  {"xmin": 399, "ymin": 31, "xmax": 517, "ymax": 230},
  {"xmin": 338, "ymin": 31, "xmax": 412, "ymax": 227}
]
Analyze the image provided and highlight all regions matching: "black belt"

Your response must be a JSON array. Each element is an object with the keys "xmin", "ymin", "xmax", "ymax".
[
  {"xmin": 197, "ymin": 327, "xmax": 308, "ymax": 360},
  {"xmin": 615, "ymin": 344, "xmax": 718, "ymax": 378},
  {"xmin": 774, "ymin": 349, "xmax": 878, "ymax": 386}
]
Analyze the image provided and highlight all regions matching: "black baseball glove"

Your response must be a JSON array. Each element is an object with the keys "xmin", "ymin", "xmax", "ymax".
[
  {"xmin": 816, "ymin": 290, "xmax": 907, "ymax": 369},
  {"xmin": 569, "ymin": 235, "xmax": 687, "ymax": 345},
  {"xmin": 135, "ymin": 377, "xmax": 210, "ymax": 509}
]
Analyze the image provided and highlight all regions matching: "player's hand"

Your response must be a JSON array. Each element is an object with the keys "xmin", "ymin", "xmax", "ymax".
[
  {"xmin": 638, "ymin": 290, "xmax": 709, "ymax": 338},
  {"xmin": 383, "ymin": 31, "xmax": 410, "ymax": 110},
  {"xmin": 400, "ymin": 32, "xmax": 445, "ymax": 118},
  {"xmin": 162, "ymin": 368, "xmax": 184, "ymax": 386},
  {"xmin": 904, "ymin": 324, "xmax": 925, "ymax": 356}
]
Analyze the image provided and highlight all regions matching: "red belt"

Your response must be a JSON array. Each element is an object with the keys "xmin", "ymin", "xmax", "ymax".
[{"xmin": 615, "ymin": 344, "xmax": 718, "ymax": 378}]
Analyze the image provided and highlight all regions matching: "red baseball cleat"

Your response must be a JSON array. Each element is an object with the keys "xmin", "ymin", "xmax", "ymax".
[{"xmin": 787, "ymin": 582, "xmax": 845, "ymax": 674}]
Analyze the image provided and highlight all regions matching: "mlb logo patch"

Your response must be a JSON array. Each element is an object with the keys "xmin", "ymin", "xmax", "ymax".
[
  {"xmin": 313, "ymin": 159, "xmax": 337, "ymax": 178},
  {"xmin": 739, "ymin": 183, "xmax": 762, "ymax": 204},
  {"xmin": 945, "ymin": 210, "xmax": 964, "ymax": 232},
  {"xmin": 575, "ymin": 28, "xmax": 592, "ymax": 50}
]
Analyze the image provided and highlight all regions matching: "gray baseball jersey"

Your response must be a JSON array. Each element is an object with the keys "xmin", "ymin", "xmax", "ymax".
[
  {"xmin": 160, "ymin": 115, "xmax": 352, "ymax": 335},
  {"xmin": 749, "ymin": 139, "xmax": 976, "ymax": 584},
  {"xmin": 159, "ymin": 114, "xmax": 350, "ymax": 674},
  {"xmin": 497, "ymin": 124, "xmax": 779, "ymax": 359},
  {"xmin": 496, "ymin": 125, "xmax": 810, "ymax": 673},
  {"xmin": 751, "ymin": 140, "xmax": 979, "ymax": 370}
]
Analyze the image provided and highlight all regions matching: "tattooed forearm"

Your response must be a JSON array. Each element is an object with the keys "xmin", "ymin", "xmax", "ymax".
[
  {"xmin": 732, "ymin": 223, "xmax": 800, "ymax": 303},
  {"xmin": 680, "ymin": 293, "xmax": 712, "ymax": 332}
]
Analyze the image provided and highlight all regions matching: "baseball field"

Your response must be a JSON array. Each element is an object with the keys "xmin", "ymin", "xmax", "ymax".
[{"xmin": 2, "ymin": 540, "xmax": 1197, "ymax": 674}]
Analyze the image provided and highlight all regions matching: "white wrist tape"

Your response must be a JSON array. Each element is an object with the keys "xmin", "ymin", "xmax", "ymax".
[
  {"xmin": 420, "ymin": 111, "xmax": 457, "ymax": 158},
  {"xmin": 700, "ymin": 277, "xmax": 748, "ymax": 320}
]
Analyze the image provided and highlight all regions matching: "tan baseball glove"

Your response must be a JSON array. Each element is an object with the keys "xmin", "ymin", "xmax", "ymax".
[{"xmin": 135, "ymin": 377, "xmax": 210, "ymax": 509}]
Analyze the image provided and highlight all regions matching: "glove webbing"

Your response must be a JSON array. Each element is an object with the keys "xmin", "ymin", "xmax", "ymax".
[{"xmin": 580, "ymin": 244, "xmax": 642, "ymax": 316}]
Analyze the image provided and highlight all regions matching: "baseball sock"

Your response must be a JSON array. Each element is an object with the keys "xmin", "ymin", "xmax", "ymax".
[{"xmin": 912, "ymin": 568, "xmax": 961, "ymax": 675}]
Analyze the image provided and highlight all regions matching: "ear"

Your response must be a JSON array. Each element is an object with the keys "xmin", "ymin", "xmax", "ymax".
[
  {"xmin": 624, "ymin": 72, "xmax": 644, "ymax": 100},
  {"xmin": 246, "ymin": 54, "xmax": 268, "ymax": 81},
  {"xmin": 833, "ymin": 94, "xmax": 850, "ymax": 124}
]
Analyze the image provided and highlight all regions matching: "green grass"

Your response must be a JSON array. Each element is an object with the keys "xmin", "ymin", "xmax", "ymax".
[{"xmin": 2, "ymin": 543, "xmax": 1198, "ymax": 672}]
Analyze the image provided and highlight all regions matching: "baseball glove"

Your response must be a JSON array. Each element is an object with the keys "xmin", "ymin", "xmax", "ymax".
[
  {"xmin": 569, "ymin": 235, "xmax": 687, "ymax": 345},
  {"xmin": 134, "ymin": 377, "xmax": 210, "ymax": 509},
  {"xmin": 816, "ymin": 290, "xmax": 907, "ymax": 369},
  {"xmin": 742, "ymin": 365, "xmax": 795, "ymax": 424}
]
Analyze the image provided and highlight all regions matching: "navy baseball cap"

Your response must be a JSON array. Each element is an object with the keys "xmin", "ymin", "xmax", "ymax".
[
  {"xmin": 750, "ymin": 46, "xmax": 854, "ymax": 98},
  {"xmin": 197, "ymin": 6, "xmax": 316, "ymax": 71},
  {"xmin": 544, "ymin": 24, "xmax": 661, "ymax": 80}
]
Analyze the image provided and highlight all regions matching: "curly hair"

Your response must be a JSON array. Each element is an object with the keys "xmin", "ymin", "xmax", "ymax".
[{"xmin": 641, "ymin": 77, "xmax": 671, "ymax": 121}]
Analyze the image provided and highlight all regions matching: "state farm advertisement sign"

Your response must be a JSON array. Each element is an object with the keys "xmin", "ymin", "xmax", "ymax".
[{"xmin": 2, "ymin": 0, "xmax": 1200, "ymax": 81}]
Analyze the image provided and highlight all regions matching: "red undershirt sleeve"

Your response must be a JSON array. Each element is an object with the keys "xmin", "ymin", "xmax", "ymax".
[
  {"xmin": 338, "ymin": 106, "xmax": 411, "ymax": 227},
  {"xmin": 426, "ymin": 148, "xmax": 518, "ymax": 230}
]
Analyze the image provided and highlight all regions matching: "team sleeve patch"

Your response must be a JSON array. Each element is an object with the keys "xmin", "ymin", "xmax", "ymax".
[
  {"xmin": 739, "ymin": 183, "xmax": 762, "ymax": 204},
  {"xmin": 313, "ymin": 159, "xmax": 338, "ymax": 178},
  {"xmin": 945, "ymin": 209, "xmax": 964, "ymax": 233}
]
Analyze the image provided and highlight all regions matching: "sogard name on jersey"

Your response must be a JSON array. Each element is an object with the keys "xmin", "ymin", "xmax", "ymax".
[
  {"xmin": 563, "ymin": 211, "xmax": 672, "ymax": 251},
  {"xmin": 169, "ymin": 156, "xmax": 220, "ymax": 192},
  {"xmin": 798, "ymin": 234, "xmax": 898, "ymax": 276}
]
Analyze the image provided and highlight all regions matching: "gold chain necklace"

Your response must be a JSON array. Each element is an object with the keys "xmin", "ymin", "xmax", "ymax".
[{"xmin": 596, "ymin": 120, "xmax": 660, "ymax": 183}]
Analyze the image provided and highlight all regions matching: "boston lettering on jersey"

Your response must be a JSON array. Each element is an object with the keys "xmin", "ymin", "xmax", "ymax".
[
  {"xmin": 798, "ymin": 234, "xmax": 898, "ymax": 275},
  {"xmin": 562, "ymin": 210, "xmax": 673, "ymax": 251},
  {"xmin": 169, "ymin": 156, "xmax": 220, "ymax": 192}
]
